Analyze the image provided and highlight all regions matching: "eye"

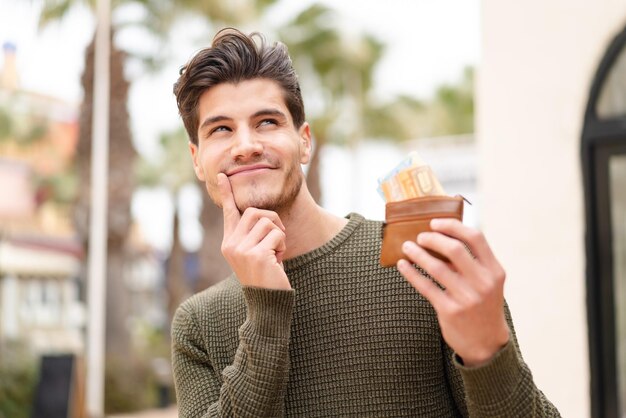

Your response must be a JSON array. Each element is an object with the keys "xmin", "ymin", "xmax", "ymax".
[
  {"xmin": 259, "ymin": 118, "xmax": 278, "ymax": 127},
  {"xmin": 210, "ymin": 125, "xmax": 231, "ymax": 135}
]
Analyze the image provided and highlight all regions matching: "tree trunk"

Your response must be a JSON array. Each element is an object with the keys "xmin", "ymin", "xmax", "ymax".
[
  {"xmin": 166, "ymin": 200, "xmax": 190, "ymax": 329},
  {"xmin": 75, "ymin": 28, "xmax": 136, "ymax": 359},
  {"xmin": 104, "ymin": 245, "xmax": 131, "ymax": 357},
  {"xmin": 195, "ymin": 190, "xmax": 231, "ymax": 292}
]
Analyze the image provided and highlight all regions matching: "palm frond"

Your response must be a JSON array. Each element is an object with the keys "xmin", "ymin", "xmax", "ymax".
[{"xmin": 37, "ymin": 0, "xmax": 91, "ymax": 30}]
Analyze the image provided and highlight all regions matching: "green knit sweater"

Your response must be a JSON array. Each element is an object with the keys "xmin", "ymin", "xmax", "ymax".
[{"xmin": 172, "ymin": 213, "xmax": 560, "ymax": 417}]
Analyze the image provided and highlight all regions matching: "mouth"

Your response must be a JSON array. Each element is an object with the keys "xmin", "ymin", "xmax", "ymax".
[{"xmin": 225, "ymin": 164, "xmax": 275, "ymax": 177}]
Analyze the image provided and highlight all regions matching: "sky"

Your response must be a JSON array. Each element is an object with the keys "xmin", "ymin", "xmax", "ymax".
[
  {"xmin": 0, "ymin": 0, "xmax": 480, "ymax": 154},
  {"xmin": 0, "ymin": 0, "xmax": 480, "ymax": 250}
]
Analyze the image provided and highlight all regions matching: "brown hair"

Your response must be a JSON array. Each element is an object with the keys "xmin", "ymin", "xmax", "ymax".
[{"xmin": 173, "ymin": 28, "xmax": 305, "ymax": 145}]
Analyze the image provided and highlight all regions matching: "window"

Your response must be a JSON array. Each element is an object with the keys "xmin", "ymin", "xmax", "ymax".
[{"xmin": 609, "ymin": 155, "xmax": 626, "ymax": 413}]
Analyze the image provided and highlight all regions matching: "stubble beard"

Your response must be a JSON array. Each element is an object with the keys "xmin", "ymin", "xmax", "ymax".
[
  {"xmin": 209, "ymin": 158, "xmax": 304, "ymax": 215},
  {"xmin": 236, "ymin": 162, "xmax": 303, "ymax": 214}
]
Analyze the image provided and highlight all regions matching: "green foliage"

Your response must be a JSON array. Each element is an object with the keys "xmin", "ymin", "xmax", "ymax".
[
  {"xmin": 22, "ymin": 118, "xmax": 48, "ymax": 145},
  {"xmin": 104, "ymin": 355, "xmax": 157, "ymax": 414},
  {"xmin": 135, "ymin": 155, "xmax": 163, "ymax": 188},
  {"xmin": 0, "ymin": 106, "xmax": 13, "ymax": 140},
  {"xmin": 430, "ymin": 66, "xmax": 475, "ymax": 136},
  {"xmin": 0, "ymin": 102, "xmax": 48, "ymax": 145},
  {"xmin": 33, "ymin": 168, "xmax": 79, "ymax": 205},
  {"xmin": 0, "ymin": 365, "xmax": 37, "ymax": 418},
  {"xmin": 361, "ymin": 67, "xmax": 476, "ymax": 141},
  {"xmin": 175, "ymin": 0, "xmax": 279, "ymax": 26},
  {"xmin": 103, "ymin": 321, "xmax": 175, "ymax": 413},
  {"xmin": 0, "ymin": 342, "xmax": 38, "ymax": 418},
  {"xmin": 281, "ymin": 5, "xmax": 474, "ymax": 144},
  {"xmin": 362, "ymin": 97, "xmax": 425, "ymax": 141},
  {"xmin": 281, "ymin": 5, "xmax": 383, "ymax": 99},
  {"xmin": 135, "ymin": 126, "xmax": 195, "ymax": 191},
  {"xmin": 38, "ymin": 0, "xmax": 81, "ymax": 29},
  {"xmin": 279, "ymin": 4, "xmax": 389, "ymax": 147}
]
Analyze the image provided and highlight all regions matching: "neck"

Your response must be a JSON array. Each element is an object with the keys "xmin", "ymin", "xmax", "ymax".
[{"xmin": 278, "ymin": 182, "xmax": 348, "ymax": 260}]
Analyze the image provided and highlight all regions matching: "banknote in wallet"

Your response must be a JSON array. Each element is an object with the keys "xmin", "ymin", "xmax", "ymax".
[{"xmin": 379, "ymin": 152, "xmax": 464, "ymax": 267}]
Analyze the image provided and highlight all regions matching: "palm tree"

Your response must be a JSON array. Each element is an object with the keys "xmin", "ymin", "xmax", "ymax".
[
  {"xmin": 33, "ymin": 4, "xmax": 271, "ymax": 412},
  {"xmin": 430, "ymin": 66, "xmax": 475, "ymax": 136},
  {"xmin": 136, "ymin": 127, "xmax": 198, "ymax": 329},
  {"xmin": 37, "ymin": 0, "xmax": 281, "ymax": 347},
  {"xmin": 36, "ymin": 0, "xmax": 161, "ymax": 364},
  {"xmin": 278, "ymin": 5, "xmax": 424, "ymax": 204},
  {"xmin": 75, "ymin": 30, "xmax": 137, "ymax": 359}
]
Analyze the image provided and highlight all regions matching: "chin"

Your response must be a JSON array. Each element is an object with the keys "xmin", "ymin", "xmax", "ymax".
[
  {"xmin": 234, "ymin": 195, "xmax": 284, "ymax": 213},
  {"xmin": 235, "ymin": 178, "xmax": 303, "ymax": 214}
]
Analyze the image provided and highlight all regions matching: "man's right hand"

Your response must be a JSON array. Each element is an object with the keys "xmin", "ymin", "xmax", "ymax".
[{"xmin": 217, "ymin": 173, "xmax": 291, "ymax": 290}]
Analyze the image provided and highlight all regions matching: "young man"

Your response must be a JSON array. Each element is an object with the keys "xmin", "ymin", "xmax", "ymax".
[{"xmin": 171, "ymin": 28, "xmax": 561, "ymax": 417}]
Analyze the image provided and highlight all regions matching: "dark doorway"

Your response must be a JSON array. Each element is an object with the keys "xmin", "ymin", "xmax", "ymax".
[{"xmin": 583, "ymin": 25, "xmax": 626, "ymax": 418}]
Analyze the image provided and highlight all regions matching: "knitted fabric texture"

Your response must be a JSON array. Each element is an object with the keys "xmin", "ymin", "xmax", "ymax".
[{"xmin": 172, "ymin": 213, "xmax": 560, "ymax": 417}]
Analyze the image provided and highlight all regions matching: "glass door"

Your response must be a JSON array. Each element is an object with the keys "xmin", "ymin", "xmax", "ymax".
[
  {"xmin": 608, "ymin": 151, "xmax": 626, "ymax": 417},
  {"xmin": 583, "ymin": 24, "xmax": 626, "ymax": 418}
]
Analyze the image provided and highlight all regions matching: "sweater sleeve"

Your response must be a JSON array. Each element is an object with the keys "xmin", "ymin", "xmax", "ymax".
[
  {"xmin": 443, "ymin": 302, "xmax": 562, "ymax": 417},
  {"xmin": 172, "ymin": 286, "xmax": 295, "ymax": 418}
]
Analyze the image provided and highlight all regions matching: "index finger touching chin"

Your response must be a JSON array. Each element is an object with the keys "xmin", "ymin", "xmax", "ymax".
[{"xmin": 217, "ymin": 173, "xmax": 240, "ymax": 229}]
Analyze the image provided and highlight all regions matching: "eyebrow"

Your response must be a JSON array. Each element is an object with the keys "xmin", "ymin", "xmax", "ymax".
[
  {"xmin": 199, "ymin": 115, "xmax": 231, "ymax": 132},
  {"xmin": 252, "ymin": 108, "xmax": 288, "ymax": 120}
]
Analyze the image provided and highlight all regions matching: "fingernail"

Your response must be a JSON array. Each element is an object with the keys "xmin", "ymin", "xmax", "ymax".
[
  {"xmin": 431, "ymin": 219, "xmax": 442, "ymax": 228},
  {"xmin": 397, "ymin": 259, "xmax": 408, "ymax": 270},
  {"xmin": 402, "ymin": 241, "xmax": 413, "ymax": 252}
]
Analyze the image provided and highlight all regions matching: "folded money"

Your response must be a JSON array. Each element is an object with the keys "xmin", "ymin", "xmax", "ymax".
[{"xmin": 378, "ymin": 152, "xmax": 446, "ymax": 202}]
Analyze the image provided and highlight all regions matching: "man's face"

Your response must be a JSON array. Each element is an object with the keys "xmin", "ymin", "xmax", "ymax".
[{"xmin": 189, "ymin": 78, "xmax": 311, "ymax": 213}]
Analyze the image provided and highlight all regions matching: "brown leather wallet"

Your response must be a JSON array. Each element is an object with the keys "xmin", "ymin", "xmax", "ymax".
[{"xmin": 380, "ymin": 195, "xmax": 465, "ymax": 267}]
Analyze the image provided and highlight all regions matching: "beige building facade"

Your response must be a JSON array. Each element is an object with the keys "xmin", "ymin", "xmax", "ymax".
[{"xmin": 479, "ymin": 1, "xmax": 626, "ymax": 417}]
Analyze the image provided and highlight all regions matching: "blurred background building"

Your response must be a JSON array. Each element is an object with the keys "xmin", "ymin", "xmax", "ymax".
[
  {"xmin": 0, "ymin": 41, "xmax": 85, "ymax": 355},
  {"xmin": 0, "ymin": 38, "xmax": 168, "ymax": 416},
  {"xmin": 480, "ymin": 1, "xmax": 626, "ymax": 417}
]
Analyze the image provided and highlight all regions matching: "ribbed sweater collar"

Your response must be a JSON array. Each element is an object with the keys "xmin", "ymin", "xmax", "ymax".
[{"xmin": 283, "ymin": 213, "xmax": 364, "ymax": 272}]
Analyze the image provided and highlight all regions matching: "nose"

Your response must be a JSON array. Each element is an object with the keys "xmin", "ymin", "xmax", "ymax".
[{"xmin": 230, "ymin": 127, "xmax": 263, "ymax": 160}]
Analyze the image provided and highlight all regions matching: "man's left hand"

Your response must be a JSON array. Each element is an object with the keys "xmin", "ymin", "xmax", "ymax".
[{"xmin": 397, "ymin": 218, "xmax": 510, "ymax": 367}]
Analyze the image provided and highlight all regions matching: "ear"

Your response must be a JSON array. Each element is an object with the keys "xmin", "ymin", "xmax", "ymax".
[
  {"xmin": 189, "ymin": 142, "xmax": 205, "ymax": 181},
  {"xmin": 298, "ymin": 122, "xmax": 312, "ymax": 164}
]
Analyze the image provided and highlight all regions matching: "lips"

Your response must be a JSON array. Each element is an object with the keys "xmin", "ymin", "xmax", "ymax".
[{"xmin": 226, "ymin": 163, "xmax": 274, "ymax": 176}]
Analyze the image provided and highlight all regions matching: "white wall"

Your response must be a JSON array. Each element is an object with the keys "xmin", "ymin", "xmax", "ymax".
[{"xmin": 479, "ymin": 1, "xmax": 626, "ymax": 417}]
